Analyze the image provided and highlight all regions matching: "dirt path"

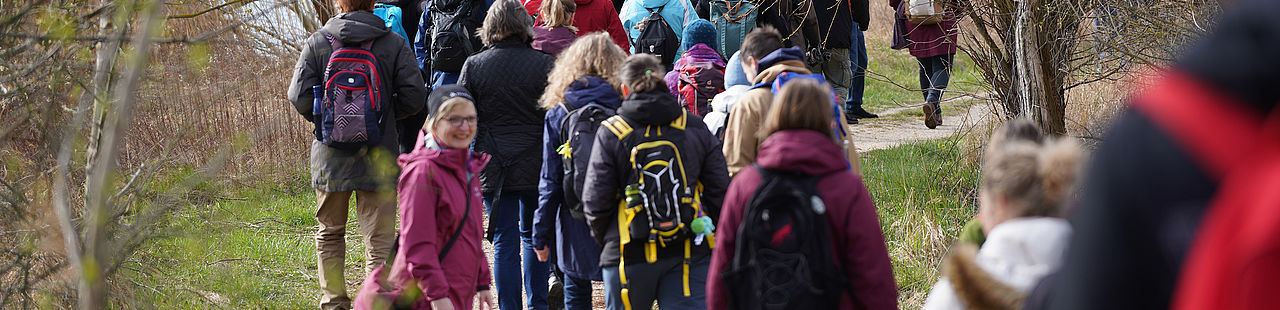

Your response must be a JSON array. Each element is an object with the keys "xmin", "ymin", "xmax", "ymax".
[{"xmin": 848, "ymin": 101, "xmax": 994, "ymax": 152}]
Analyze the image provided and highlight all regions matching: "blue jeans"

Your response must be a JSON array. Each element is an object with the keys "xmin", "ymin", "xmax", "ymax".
[
  {"xmin": 563, "ymin": 275, "xmax": 593, "ymax": 310},
  {"xmin": 846, "ymin": 22, "xmax": 868, "ymax": 110},
  {"xmin": 917, "ymin": 53, "xmax": 954, "ymax": 105},
  {"xmin": 485, "ymin": 190, "xmax": 550, "ymax": 310},
  {"xmin": 602, "ymin": 256, "xmax": 710, "ymax": 310}
]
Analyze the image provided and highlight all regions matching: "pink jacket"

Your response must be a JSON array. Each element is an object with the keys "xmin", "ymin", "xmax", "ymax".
[
  {"xmin": 706, "ymin": 129, "xmax": 898, "ymax": 310},
  {"xmin": 356, "ymin": 133, "xmax": 492, "ymax": 309},
  {"xmin": 525, "ymin": 0, "xmax": 632, "ymax": 52}
]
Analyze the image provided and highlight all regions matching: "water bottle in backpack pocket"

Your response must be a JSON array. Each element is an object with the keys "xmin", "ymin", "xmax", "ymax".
[
  {"xmin": 313, "ymin": 31, "xmax": 386, "ymax": 150},
  {"xmin": 721, "ymin": 164, "xmax": 848, "ymax": 310}
]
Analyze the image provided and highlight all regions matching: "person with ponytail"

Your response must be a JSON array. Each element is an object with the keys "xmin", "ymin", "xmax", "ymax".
[
  {"xmin": 531, "ymin": 33, "xmax": 629, "ymax": 310},
  {"xmin": 580, "ymin": 54, "xmax": 730, "ymax": 310},
  {"xmin": 922, "ymin": 118, "xmax": 1083, "ymax": 310},
  {"xmin": 531, "ymin": 0, "xmax": 579, "ymax": 56}
]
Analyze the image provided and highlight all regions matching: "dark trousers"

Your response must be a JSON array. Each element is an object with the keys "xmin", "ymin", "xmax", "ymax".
[{"xmin": 917, "ymin": 53, "xmax": 955, "ymax": 108}]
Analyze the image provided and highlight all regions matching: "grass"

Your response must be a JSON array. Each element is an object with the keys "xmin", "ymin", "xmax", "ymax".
[
  {"xmin": 123, "ymin": 135, "xmax": 978, "ymax": 309},
  {"xmin": 859, "ymin": 137, "xmax": 980, "ymax": 309}
]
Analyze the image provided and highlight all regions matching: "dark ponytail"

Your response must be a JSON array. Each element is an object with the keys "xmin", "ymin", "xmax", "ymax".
[{"xmin": 619, "ymin": 54, "xmax": 666, "ymax": 93}]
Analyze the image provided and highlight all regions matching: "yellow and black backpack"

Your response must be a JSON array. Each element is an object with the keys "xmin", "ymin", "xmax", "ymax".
[{"xmin": 601, "ymin": 113, "xmax": 713, "ymax": 308}]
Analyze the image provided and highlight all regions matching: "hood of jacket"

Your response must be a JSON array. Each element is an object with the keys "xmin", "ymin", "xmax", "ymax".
[
  {"xmin": 675, "ymin": 43, "xmax": 726, "ymax": 67},
  {"xmin": 575, "ymin": 0, "xmax": 593, "ymax": 6},
  {"xmin": 399, "ymin": 131, "xmax": 490, "ymax": 175},
  {"xmin": 564, "ymin": 75, "xmax": 622, "ymax": 110},
  {"xmin": 321, "ymin": 11, "xmax": 390, "ymax": 44},
  {"xmin": 640, "ymin": 0, "xmax": 669, "ymax": 9},
  {"xmin": 753, "ymin": 47, "xmax": 810, "ymax": 84},
  {"xmin": 533, "ymin": 26, "xmax": 578, "ymax": 46},
  {"xmin": 618, "ymin": 90, "xmax": 682, "ymax": 125},
  {"xmin": 756, "ymin": 129, "xmax": 847, "ymax": 176},
  {"xmin": 757, "ymin": 47, "xmax": 804, "ymax": 71}
]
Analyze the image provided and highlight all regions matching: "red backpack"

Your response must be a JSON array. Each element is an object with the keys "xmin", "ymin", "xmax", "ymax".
[
  {"xmin": 677, "ymin": 61, "xmax": 725, "ymax": 117},
  {"xmin": 1136, "ymin": 71, "xmax": 1280, "ymax": 310}
]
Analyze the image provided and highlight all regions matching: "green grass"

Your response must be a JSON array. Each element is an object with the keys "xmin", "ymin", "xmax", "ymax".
[
  {"xmin": 861, "ymin": 37, "xmax": 986, "ymax": 116},
  {"xmin": 858, "ymin": 137, "xmax": 979, "ymax": 309}
]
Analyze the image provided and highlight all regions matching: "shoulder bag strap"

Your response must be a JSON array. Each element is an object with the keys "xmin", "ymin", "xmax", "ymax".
[{"xmin": 438, "ymin": 175, "xmax": 473, "ymax": 260}]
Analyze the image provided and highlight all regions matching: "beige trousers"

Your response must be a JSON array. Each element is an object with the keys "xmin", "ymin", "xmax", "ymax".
[{"xmin": 315, "ymin": 189, "xmax": 397, "ymax": 309}]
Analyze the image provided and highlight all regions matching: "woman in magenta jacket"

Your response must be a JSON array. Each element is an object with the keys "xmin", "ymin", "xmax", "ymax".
[
  {"xmin": 706, "ymin": 79, "xmax": 898, "ymax": 310},
  {"xmin": 355, "ymin": 85, "xmax": 495, "ymax": 310}
]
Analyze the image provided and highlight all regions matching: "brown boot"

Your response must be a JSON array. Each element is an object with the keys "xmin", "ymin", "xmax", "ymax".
[{"xmin": 923, "ymin": 103, "xmax": 940, "ymax": 129}]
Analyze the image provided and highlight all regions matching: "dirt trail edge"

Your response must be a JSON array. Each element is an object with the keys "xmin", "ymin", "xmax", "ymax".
[{"xmin": 848, "ymin": 103, "xmax": 994, "ymax": 152}]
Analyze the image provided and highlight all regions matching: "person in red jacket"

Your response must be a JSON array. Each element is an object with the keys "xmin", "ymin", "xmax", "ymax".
[
  {"xmin": 354, "ymin": 85, "xmax": 495, "ymax": 310},
  {"xmin": 706, "ymin": 79, "xmax": 897, "ymax": 310},
  {"xmin": 525, "ymin": 0, "xmax": 631, "ymax": 52}
]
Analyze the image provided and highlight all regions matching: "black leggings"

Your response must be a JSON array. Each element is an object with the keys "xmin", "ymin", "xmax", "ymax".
[{"xmin": 918, "ymin": 53, "xmax": 955, "ymax": 105}]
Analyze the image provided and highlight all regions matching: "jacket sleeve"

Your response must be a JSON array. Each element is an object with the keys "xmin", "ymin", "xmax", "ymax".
[
  {"xmin": 852, "ymin": 0, "xmax": 870, "ymax": 30},
  {"xmin": 415, "ymin": 7, "xmax": 433, "ymax": 82},
  {"xmin": 696, "ymin": 124, "xmax": 731, "ymax": 220},
  {"xmin": 605, "ymin": 5, "xmax": 632, "ymax": 52},
  {"xmin": 721, "ymin": 92, "xmax": 764, "ymax": 177},
  {"xmin": 392, "ymin": 39, "xmax": 429, "ymax": 120},
  {"xmin": 834, "ymin": 176, "xmax": 898, "ymax": 310},
  {"xmin": 396, "ymin": 164, "xmax": 452, "ymax": 301},
  {"xmin": 287, "ymin": 34, "xmax": 323, "ymax": 122},
  {"xmin": 582, "ymin": 126, "xmax": 623, "ymax": 244},
  {"xmin": 534, "ymin": 109, "xmax": 565, "ymax": 250}
]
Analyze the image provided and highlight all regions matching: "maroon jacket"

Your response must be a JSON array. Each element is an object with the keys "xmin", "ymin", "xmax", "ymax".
[
  {"xmin": 890, "ymin": 0, "xmax": 958, "ymax": 58},
  {"xmin": 355, "ymin": 133, "xmax": 492, "ymax": 309},
  {"xmin": 532, "ymin": 26, "xmax": 578, "ymax": 57},
  {"xmin": 706, "ymin": 129, "xmax": 897, "ymax": 310},
  {"xmin": 526, "ymin": 0, "xmax": 632, "ymax": 52}
]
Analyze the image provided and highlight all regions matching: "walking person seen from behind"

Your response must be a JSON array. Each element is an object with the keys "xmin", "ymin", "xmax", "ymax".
[
  {"xmin": 353, "ymin": 86, "xmax": 496, "ymax": 310},
  {"xmin": 457, "ymin": 0, "xmax": 558, "ymax": 308},
  {"xmin": 582, "ymin": 54, "xmax": 731, "ymax": 310},
  {"xmin": 533, "ymin": 33, "xmax": 630, "ymax": 310},
  {"xmin": 706, "ymin": 78, "xmax": 897, "ymax": 310},
  {"xmin": 286, "ymin": 0, "xmax": 428, "ymax": 307}
]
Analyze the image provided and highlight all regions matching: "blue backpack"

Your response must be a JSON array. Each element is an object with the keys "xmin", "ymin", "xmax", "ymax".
[
  {"xmin": 752, "ymin": 72, "xmax": 847, "ymax": 138},
  {"xmin": 374, "ymin": 3, "xmax": 412, "ymax": 47}
]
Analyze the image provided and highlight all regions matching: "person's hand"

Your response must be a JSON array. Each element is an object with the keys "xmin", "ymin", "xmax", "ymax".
[
  {"xmin": 429, "ymin": 298, "xmax": 455, "ymax": 310},
  {"xmin": 475, "ymin": 290, "xmax": 496, "ymax": 310},
  {"xmin": 535, "ymin": 246, "xmax": 550, "ymax": 262}
]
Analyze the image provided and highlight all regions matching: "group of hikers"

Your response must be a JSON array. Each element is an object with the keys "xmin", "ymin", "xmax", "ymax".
[{"xmin": 282, "ymin": 0, "xmax": 1280, "ymax": 308}]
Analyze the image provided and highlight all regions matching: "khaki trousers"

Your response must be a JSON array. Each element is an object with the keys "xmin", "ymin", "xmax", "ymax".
[{"xmin": 315, "ymin": 189, "xmax": 397, "ymax": 309}]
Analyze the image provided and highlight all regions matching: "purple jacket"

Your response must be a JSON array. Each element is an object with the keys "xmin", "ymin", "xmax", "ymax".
[
  {"xmin": 532, "ymin": 26, "xmax": 578, "ymax": 57},
  {"xmin": 707, "ymin": 129, "xmax": 898, "ymax": 310},
  {"xmin": 665, "ymin": 43, "xmax": 727, "ymax": 96},
  {"xmin": 890, "ymin": 0, "xmax": 959, "ymax": 58},
  {"xmin": 356, "ymin": 132, "xmax": 492, "ymax": 309}
]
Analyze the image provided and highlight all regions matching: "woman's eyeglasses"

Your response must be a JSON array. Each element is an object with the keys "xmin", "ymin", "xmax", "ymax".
[{"xmin": 443, "ymin": 116, "xmax": 478, "ymax": 127}]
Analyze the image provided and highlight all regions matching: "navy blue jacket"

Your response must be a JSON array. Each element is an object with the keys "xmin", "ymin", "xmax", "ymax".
[{"xmin": 535, "ymin": 76, "xmax": 622, "ymax": 280}]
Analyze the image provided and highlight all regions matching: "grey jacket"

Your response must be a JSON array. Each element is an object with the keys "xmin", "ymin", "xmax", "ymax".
[{"xmin": 287, "ymin": 11, "xmax": 428, "ymax": 192}]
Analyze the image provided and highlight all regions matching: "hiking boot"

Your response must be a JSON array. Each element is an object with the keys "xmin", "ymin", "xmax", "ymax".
[
  {"xmin": 849, "ymin": 105, "xmax": 879, "ymax": 118},
  {"xmin": 846, "ymin": 114, "xmax": 860, "ymax": 125},
  {"xmin": 923, "ymin": 103, "xmax": 940, "ymax": 129},
  {"xmin": 548, "ymin": 276, "xmax": 565, "ymax": 310}
]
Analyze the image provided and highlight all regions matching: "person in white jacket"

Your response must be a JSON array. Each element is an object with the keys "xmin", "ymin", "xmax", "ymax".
[{"xmin": 923, "ymin": 118, "xmax": 1084, "ymax": 310}]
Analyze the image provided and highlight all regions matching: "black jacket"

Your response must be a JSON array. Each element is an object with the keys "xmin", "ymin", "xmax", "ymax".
[
  {"xmin": 459, "ymin": 38, "xmax": 556, "ymax": 193},
  {"xmin": 810, "ymin": 0, "xmax": 868, "ymax": 49},
  {"xmin": 581, "ymin": 90, "xmax": 731, "ymax": 267},
  {"xmin": 1026, "ymin": 1, "xmax": 1280, "ymax": 308}
]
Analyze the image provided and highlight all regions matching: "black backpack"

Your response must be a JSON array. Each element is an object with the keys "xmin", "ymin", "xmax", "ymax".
[
  {"xmin": 634, "ymin": 6, "xmax": 680, "ymax": 67},
  {"xmin": 429, "ymin": 0, "xmax": 483, "ymax": 72},
  {"xmin": 722, "ymin": 164, "xmax": 847, "ymax": 310},
  {"xmin": 557, "ymin": 103, "xmax": 617, "ymax": 221}
]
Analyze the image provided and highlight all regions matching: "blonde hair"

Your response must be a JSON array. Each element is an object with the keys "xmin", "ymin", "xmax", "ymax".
[
  {"xmin": 539, "ymin": 0, "xmax": 578, "ymax": 32},
  {"xmin": 424, "ymin": 97, "xmax": 475, "ymax": 132},
  {"xmin": 758, "ymin": 78, "xmax": 835, "ymax": 140},
  {"xmin": 981, "ymin": 119, "xmax": 1082, "ymax": 218},
  {"xmin": 619, "ymin": 54, "xmax": 666, "ymax": 93},
  {"xmin": 539, "ymin": 32, "xmax": 627, "ymax": 109},
  {"xmin": 480, "ymin": 0, "xmax": 534, "ymax": 46}
]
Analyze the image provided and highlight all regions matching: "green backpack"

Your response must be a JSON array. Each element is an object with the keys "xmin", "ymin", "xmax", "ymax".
[{"xmin": 710, "ymin": 0, "xmax": 758, "ymax": 58}]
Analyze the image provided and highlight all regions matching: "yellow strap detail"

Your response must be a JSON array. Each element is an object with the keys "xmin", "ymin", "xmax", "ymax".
[
  {"xmin": 683, "ymin": 240, "xmax": 692, "ymax": 296},
  {"xmin": 618, "ymin": 200, "xmax": 632, "ymax": 310},
  {"xmin": 604, "ymin": 116, "xmax": 633, "ymax": 139},
  {"xmin": 646, "ymin": 239, "xmax": 658, "ymax": 263},
  {"xmin": 670, "ymin": 113, "xmax": 687, "ymax": 130}
]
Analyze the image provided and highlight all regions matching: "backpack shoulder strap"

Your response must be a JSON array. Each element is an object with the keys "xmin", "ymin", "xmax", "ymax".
[{"xmin": 602, "ymin": 115, "xmax": 634, "ymax": 139}]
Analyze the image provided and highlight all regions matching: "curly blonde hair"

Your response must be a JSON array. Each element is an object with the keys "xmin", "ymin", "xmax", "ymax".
[{"xmin": 539, "ymin": 32, "xmax": 628, "ymax": 109}]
